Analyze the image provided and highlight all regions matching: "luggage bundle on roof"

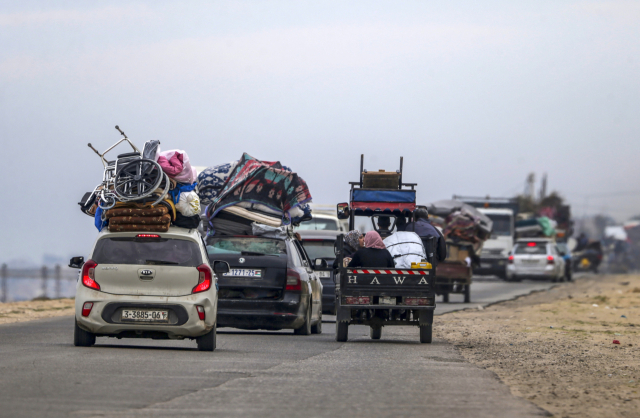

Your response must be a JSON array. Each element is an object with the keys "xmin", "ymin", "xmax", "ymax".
[
  {"xmin": 200, "ymin": 153, "xmax": 312, "ymax": 237},
  {"xmin": 78, "ymin": 126, "xmax": 201, "ymax": 233}
]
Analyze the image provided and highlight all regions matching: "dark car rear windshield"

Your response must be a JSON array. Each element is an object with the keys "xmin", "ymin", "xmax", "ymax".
[
  {"xmin": 514, "ymin": 242, "xmax": 548, "ymax": 255},
  {"xmin": 301, "ymin": 240, "xmax": 336, "ymax": 260},
  {"xmin": 92, "ymin": 237, "xmax": 202, "ymax": 266},
  {"xmin": 206, "ymin": 237, "xmax": 287, "ymax": 256}
]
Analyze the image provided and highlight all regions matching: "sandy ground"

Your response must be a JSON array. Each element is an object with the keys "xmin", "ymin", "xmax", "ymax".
[
  {"xmin": 0, "ymin": 298, "xmax": 74, "ymax": 325},
  {"xmin": 437, "ymin": 274, "xmax": 640, "ymax": 418}
]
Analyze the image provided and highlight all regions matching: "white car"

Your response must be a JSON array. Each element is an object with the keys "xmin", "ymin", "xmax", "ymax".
[
  {"xmin": 506, "ymin": 239, "xmax": 566, "ymax": 282},
  {"xmin": 70, "ymin": 227, "xmax": 226, "ymax": 351},
  {"xmin": 296, "ymin": 213, "xmax": 347, "ymax": 232}
]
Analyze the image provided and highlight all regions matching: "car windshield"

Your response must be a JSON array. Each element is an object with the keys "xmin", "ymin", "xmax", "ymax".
[
  {"xmin": 514, "ymin": 242, "xmax": 548, "ymax": 255},
  {"xmin": 206, "ymin": 237, "xmax": 287, "ymax": 256},
  {"xmin": 487, "ymin": 214, "xmax": 512, "ymax": 236},
  {"xmin": 301, "ymin": 240, "xmax": 336, "ymax": 260},
  {"xmin": 92, "ymin": 237, "xmax": 202, "ymax": 266},
  {"xmin": 297, "ymin": 217, "xmax": 339, "ymax": 231}
]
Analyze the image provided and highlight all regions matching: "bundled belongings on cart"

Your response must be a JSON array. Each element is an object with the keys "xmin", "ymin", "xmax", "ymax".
[
  {"xmin": 514, "ymin": 215, "xmax": 556, "ymax": 239},
  {"xmin": 383, "ymin": 231, "xmax": 427, "ymax": 269},
  {"xmin": 204, "ymin": 153, "xmax": 313, "ymax": 236},
  {"xmin": 428, "ymin": 199, "xmax": 493, "ymax": 264},
  {"xmin": 78, "ymin": 125, "xmax": 201, "ymax": 232}
]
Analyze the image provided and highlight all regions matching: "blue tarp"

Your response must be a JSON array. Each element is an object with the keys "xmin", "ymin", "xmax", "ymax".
[{"xmin": 351, "ymin": 189, "xmax": 415, "ymax": 203}]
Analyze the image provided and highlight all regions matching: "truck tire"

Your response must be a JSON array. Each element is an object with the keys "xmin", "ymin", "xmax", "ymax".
[
  {"xmin": 370, "ymin": 326, "xmax": 381, "ymax": 340},
  {"xmin": 464, "ymin": 285, "xmax": 471, "ymax": 303},
  {"xmin": 294, "ymin": 299, "xmax": 312, "ymax": 335},
  {"xmin": 311, "ymin": 304, "xmax": 322, "ymax": 334},
  {"xmin": 74, "ymin": 319, "xmax": 96, "ymax": 347},
  {"xmin": 419, "ymin": 324, "xmax": 432, "ymax": 344},
  {"xmin": 196, "ymin": 323, "xmax": 216, "ymax": 352},
  {"xmin": 336, "ymin": 321, "xmax": 349, "ymax": 342}
]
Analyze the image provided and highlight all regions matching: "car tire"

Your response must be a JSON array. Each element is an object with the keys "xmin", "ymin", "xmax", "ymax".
[
  {"xmin": 336, "ymin": 321, "xmax": 348, "ymax": 342},
  {"xmin": 311, "ymin": 304, "xmax": 322, "ymax": 334},
  {"xmin": 464, "ymin": 285, "xmax": 471, "ymax": 303},
  {"xmin": 74, "ymin": 318, "xmax": 96, "ymax": 347},
  {"xmin": 370, "ymin": 326, "xmax": 381, "ymax": 340},
  {"xmin": 294, "ymin": 299, "xmax": 312, "ymax": 336},
  {"xmin": 419, "ymin": 324, "xmax": 432, "ymax": 344},
  {"xmin": 196, "ymin": 323, "xmax": 216, "ymax": 352}
]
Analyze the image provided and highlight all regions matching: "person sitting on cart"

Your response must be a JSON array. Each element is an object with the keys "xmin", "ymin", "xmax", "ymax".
[
  {"xmin": 348, "ymin": 231, "xmax": 395, "ymax": 268},
  {"xmin": 404, "ymin": 207, "xmax": 447, "ymax": 266},
  {"xmin": 375, "ymin": 216, "xmax": 394, "ymax": 238},
  {"xmin": 333, "ymin": 230, "xmax": 364, "ymax": 269}
]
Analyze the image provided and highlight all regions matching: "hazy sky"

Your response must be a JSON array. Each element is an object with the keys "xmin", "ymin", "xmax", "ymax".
[{"xmin": 1, "ymin": 0, "xmax": 639, "ymax": 263}]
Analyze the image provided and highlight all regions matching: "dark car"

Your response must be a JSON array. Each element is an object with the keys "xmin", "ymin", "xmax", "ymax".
[
  {"xmin": 205, "ymin": 235, "xmax": 323, "ymax": 334},
  {"xmin": 298, "ymin": 230, "xmax": 340, "ymax": 315}
]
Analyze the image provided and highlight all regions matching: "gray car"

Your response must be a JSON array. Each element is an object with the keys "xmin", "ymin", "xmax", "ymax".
[
  {"xmin": 72, "ymin": 228, "xmax": 219, "ymax": 351},
  {"xmin": 506, "ymin": 239, "xmax": 566, "ymax": 282},
  {"xmin": 298, "ymin": 230, "xmax": 340, "ymax": 315}
]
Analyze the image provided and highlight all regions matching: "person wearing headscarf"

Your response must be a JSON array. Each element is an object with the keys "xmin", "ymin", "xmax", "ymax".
[
  {"xmin": 347, "ymin": 231, "xmax": 395, "ymax": 268},
  {"xmin": 333, "ymin": 230, "xmax": 363, "ymax": 269}
]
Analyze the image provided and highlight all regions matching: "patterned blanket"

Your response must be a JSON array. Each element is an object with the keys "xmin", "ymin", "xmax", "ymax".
[{"xmin": 206, "ymin": 153, "xmax": 312, "ymax": 225}]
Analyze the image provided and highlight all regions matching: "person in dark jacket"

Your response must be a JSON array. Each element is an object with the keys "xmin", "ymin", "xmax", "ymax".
[
  {"xmin": 348, "ymin": 231, "xmax": 395, "ymax": 268},
  {"xmin": 333, "ymin": 230, "xmax": 363, "ymax": 269},
  {"xmin": 405, "ymin": 207, "xmax": 447, "ymax": 266}
]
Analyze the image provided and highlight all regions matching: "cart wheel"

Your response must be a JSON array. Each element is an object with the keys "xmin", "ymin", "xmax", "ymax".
[
  {"xmin": 419, "ymin": 324, "xmax": 432, "ymax": 344},
  {"xmin": 370, "ymin": 326, "xmax": 381, "ymax": 340},
  {"xmin": 442, "ymin": 293, "xmax": 449, "ymax": 303},
  {"xmin": 114, "ymin": 158, "xmax": 164, "ymax": 200},
  {"xmin": 464, "ymin": 285, "xmax": 471, "ymax": 303},
  {"xmin": 336, "ymin": 321, "xmax": 349, "ymax": 342}
]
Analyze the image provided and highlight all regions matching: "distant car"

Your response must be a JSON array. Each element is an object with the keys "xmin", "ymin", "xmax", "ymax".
[
  {"xmin": 206, "ymin": 234, "xmax": 323, "ymax": 334},
  {"xmin": 296, "ymin": 214, "xmax": 347, "ymax": 232},
  {"xmin": 71, "ymin": 228, "xmax": 220, "ymax": 351},
  {"xmin": 298, "ymin": 230, "xmax": 340, "ymax": 315},
  {"xmin": 556, "ymin": 242, "xmax": 573, "ymax": 281},
  {"xmin": 506, "ymin": 239, "xmax": 566, "ymax": 282}
]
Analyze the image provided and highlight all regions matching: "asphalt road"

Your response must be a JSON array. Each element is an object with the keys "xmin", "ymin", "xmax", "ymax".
[
  {"xmin": 0, "ymin": 282, "xmax": 552, "ymax": 418},
  {"xmin": 435, "ymin": 275, "xmax": 563, "ymax": 315}
]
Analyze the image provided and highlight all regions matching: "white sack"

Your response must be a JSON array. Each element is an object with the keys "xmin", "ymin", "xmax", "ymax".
[
  {"xmin": 175, "ymin": 191, "xmax": 201, "ymax": 217},
  {"xmin": 383, "ymin": 231, "xmax": 426, "ymax": 269}
]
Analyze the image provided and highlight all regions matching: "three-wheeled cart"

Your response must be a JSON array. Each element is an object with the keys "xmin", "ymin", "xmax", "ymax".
[
  {"xmin": 434, "ymin": 245, "xmax": 472, "ymax": 303},
  {"xmin": 333, "ymin": 155, "xmax": 436, "ymax": 343}
]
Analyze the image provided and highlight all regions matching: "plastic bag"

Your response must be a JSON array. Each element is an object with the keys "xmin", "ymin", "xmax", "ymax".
[
  {"xmin": 158, "ymin": 149, "xmax": 197, "ymax": 184},
  {"xmin": 251, "ymin": 222, "xmax": 287, "ymax": 238},
  {"xmin": 175, "ymin": 191, "xmax": 201, "ymax": 217}
]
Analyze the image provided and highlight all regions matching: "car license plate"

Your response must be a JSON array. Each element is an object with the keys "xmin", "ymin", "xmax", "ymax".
[
  {"xmin": 480, "ymin": 263, "xmax": 491, "ymax": 269},
  {"xmin": 379, "ymin": 296, "xmax": 396, "ymax": 305},
  {"xmin": 317, "ymin": 271, "xmax": 331, "ymax": 278},
  {"xmin": 224, "ymin": 269, "xmax": 262, "ymax": 278},
  {"xmin": 121, "ymin": 309, "xmax": 169, "ymax": 322}
]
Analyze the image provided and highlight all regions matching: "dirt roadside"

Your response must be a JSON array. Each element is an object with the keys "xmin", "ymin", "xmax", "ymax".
[
  {"xmin": 0, "ymin": 298, "xmax": 74, "ymax": 325},
  {"xmin": 436, "ymin": 274, "xmax": 640, "ymax": 418}
]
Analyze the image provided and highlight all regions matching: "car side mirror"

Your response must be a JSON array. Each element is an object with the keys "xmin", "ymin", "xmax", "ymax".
[
  {"xmin": 314, "ymin": 258, "xmax": 328, "ymax": 269},
  {"xmin": 213, "ymin": 261, "xmax": 230, "ymax": 277},
  {"xmin": 337, "ymin": 202, "xmax": 350, "ymax": 220},
  {"xmin": 69, "ymin": 256, "xmax": 84, "ymax": 269}
]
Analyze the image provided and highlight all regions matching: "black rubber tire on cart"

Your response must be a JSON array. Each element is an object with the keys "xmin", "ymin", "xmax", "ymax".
[
  {"xmin": 311, "ymin": 304, "xmax": 322, "ymax": 334},
  {"xmin": 196, "ymin": 323, "xmax": 216, "ymax": 352},
  {"xmin": 464, "ymin": 285, "xmax": 471, "ymax": 303},
  {"xmin": 442, "ymin": 292, "xmax": 449, "ymax": 303},
  {"xmin": 74, "ymin": 319, "xmax": 96, "ymax": 347},
  {"xmin": 370, "ymin": 326, "xmax": 382, "ymax": 340},
  {"xmin": 294, "ymin": 299, "xmax": 312, "ymax": 335},
  {"xmin": 419, "ymin": 324, "xmax": 433, "ymax": 344},
  {"xmin": 336, "ymin": 321, "xmax": 349, "ymax": 342}
]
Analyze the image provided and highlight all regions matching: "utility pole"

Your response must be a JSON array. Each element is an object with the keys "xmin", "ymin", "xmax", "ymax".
[{"xmin": 1, "ymin": 264, "xmax": 7, "ymax": 303}]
